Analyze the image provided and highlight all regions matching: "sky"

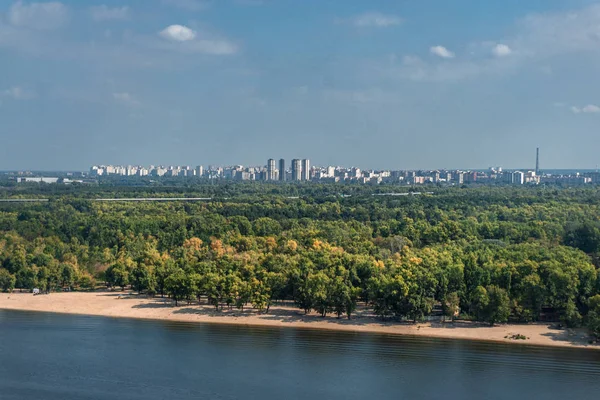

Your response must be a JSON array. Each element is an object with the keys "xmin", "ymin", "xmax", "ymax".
[{"xmin": 1, "ymin": 0, "xmax": 600, "ymax": 171}]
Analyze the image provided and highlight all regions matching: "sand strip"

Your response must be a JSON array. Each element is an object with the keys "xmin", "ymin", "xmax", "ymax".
[{"xmin": 1, "ymin": 292, "xmax": 598, "ymax": 350}]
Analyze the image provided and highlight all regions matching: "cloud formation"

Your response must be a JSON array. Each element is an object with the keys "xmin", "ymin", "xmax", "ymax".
[
  {"xmin": 430, "ymin": 46, "xmax": 455, "ymax": 59},
  {"xmin": 350, "ymin": 12, "xmax": 403, "ymax": 28},
  {"xmin": 159, "ymin": 25, "xmax": 197, "ymax": 41},
  {"xmin": 90, "ymin": 5, "xmax": 130, "ymax": 22},
  {"xmin": 571, "ymin": 105, "xmax": 600, "ymax": 114},
  {"xmin": 379, "ymin": 4, "xmax": 600, "ymax": 83},
  {"xmin": 492, "ymin": 43, "xmax": 512, "ymax": 57},
  {"xmin": 155, "ymin": 25, "xmax": 237, "ymax": 54},
  {"xmin": 9, "ymin": 1, "xmax": 68, "ymax": 30}
]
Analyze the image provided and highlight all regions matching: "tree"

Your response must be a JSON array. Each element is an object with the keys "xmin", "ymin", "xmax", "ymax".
[
  {"xmin": 5, "ymin": 247, "xmax": 26, "ymax": 274},
  {"xmin": 130, "ymin": 264, "xmax": 151, "ymax": 294},
  {"xmin": 164, "ymin": 269, "xmax": 187, "ymax": 307},
  {"xmin": 483, "ymin": 286, "xmax": 510, "ymax": 326},
  {"xmin": 587, "ymin": 295, "xmax": 600, "ymax": 340},
  {"xmin": 367, "ymin": 274, "xmax": 409, "ymax": 320},
  {"xmin": 203, "ymin": 272, "xmax": 224, "ymax": 310},
  {"xmin": 399, "ymin": 266, "xmax": 437, "ymax": 323},
  {"xmin": 105, "ymin": 264, "xmax": 129, "ymax": 291},
  {"xmin": 155, "ymin": 261, "xmax": 176, "ymax": 298},
  {"xmin": 329, "ymin": 277, "xmax": 359, "ymax": 319},
  {"xmin": 16, "ymin": 266, "xmax": 37, "ymax": 292},
  {"xmin": 0, "ymin": 269, "xmax": 16, "ymax": 293},
  {"xmin": 60, "ymin": 263, "xmax": 76, "ymax": 289},
  {"xmin": 78, "ymin": 273, "xmax": 96, "ymax": 291},
  {"xmin": 293, "ymin": 271, "xmax": 314, "ymax": 315},
  {"xmin": 311, "ymin": 272, "xmax": 331, "ymax": 317},
  {"xmin": 37, "ymin": 266, "xmax": 58, "ymax": 293},
  {"xmin": 253, "ymin": 218, "xmax": 281, "ymax": 237},
  {"xmin": 249, "ymin": 277, "xmax": 270, "ymax": 313},
  {"xmin": 442, "ymin": 292, "xmax": 460, "ymax": 322},
  {"xmin": 224, "ymin": 274, "xmax": 243, "ymax": 310},
  {"xmin": 470, "ymin": 286, "xmax": 489, "ymax": 321},
  {"xmin": 563, "ymin": 299, "xmax": 582, "ymax": 328},
  {"xmin": 184, "ymin": 273, "xmax": 200, "ymax": 305},
  {"xmin": 564, "ymin": 223, "xmax": 600, "ymax": 254},
  {"xmin": 294, "ymin": 271, "xmax": 330, "ymax": 316},
  {"xmin": 234, "ymin": 279, "xmax": 252, "ymax": 311}
]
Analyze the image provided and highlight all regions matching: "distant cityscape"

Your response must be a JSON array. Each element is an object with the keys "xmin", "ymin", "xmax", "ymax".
[
  {"xmin": 5, "ymin": 149, "xmax": 600, "ymax": 186},
  {"xmin": 85, "ymin": 162, "xmax": 595, "ymax": 185},
  {"xmin": 82, "ymin": 149, "xmax": 600, "ymax": 186}
]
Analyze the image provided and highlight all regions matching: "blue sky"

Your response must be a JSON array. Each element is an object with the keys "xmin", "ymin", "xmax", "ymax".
[{"xmin": 1, "ymin": 0, "xmax": 600, "ymax": 170}]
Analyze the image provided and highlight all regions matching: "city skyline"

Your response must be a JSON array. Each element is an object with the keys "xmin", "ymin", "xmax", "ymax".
[
  {"xmin": 2, "ymin": 1, "xmax": 600, "ymax": 170},
  {"xmin": 9, "ymin": 159, "xmax": 594, "ymax": 186},
  {"xmin": 10, "ymin": 149, "xmax": 600, "ymax": 175},
  {"xmin": 80, "ymin": 150, "xmax": 600, "ymax": 186}
]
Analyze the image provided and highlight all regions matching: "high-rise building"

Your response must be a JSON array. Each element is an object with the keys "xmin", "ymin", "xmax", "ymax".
[
  {"xmin": 279, "ymin": 159, "xmax": 286, "ymax": 181},
  {"xmin": 267, "ymin": 159, "xmax": 276, "ymax": 181},
  {"xmin": 302, "ymin": 159, "xmax": 310, "ymax": 181},
  {"xmin": 514, "ymin": 171, "xmax": 525, "ymax": 185},
  {"xmin": 291, "ymin": 159, "xmax": 302, "ymax": 181},
  {"xmin": 196, "ymin": 165, "xmax": 204, "ymax": 177}
]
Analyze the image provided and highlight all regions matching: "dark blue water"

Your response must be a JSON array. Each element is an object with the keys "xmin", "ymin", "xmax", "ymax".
[{"xmin": 1, "ymin": 310, "xmax": 600, "ymax": 400}]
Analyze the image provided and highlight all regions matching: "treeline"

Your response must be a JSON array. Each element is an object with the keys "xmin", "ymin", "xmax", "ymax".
[{"xmin": 1, "ymin": 185, "xmax": 600, "ymax": 338}]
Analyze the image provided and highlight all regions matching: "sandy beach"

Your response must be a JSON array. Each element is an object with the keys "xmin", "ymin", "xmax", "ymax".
[{"xmin": 1, "ymin": 291, "xmax": 598, "ymax": 350}]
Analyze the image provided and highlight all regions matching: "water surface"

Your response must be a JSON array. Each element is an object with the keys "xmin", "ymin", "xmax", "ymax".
[{"xmin": 1, "ymin": 310, "xmax": 599, "ymax": 400}]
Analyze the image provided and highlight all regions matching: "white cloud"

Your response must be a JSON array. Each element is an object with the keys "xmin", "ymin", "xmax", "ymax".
[
  {"xmin": 113, "ymin": 92, "xmax": 140, "ymax": 107},
  {"xmin": 492, "ymin": 43, "xmax": 512, "ymax": 57},
  {"xmin": 583, "ymin": 105, "xmax": 600, "ymax": 113},
  {"xmin": 430, "ymin": 46, "xmax": 455, "ymax": 59},
  {"xmin": 155, "ymin": 25, "xmax": 237, "ymax": 54},
  {"xmin": 3, "ymin": 86, "xmax": 37, "ymax": 100},
  {"xmin": 373, "ymin": 4, "xmax": 600, "ymax": 84},
  {"xmin": 161, "ymin": 0, "xmax": 209, "ymax": 11},
  {"xmin": 572, "ymin": 104, "xmax": 600, "ymax": 114},
  {"xmin": 350, "ymin": 12, "xmax": 403, "ymax": 28},
  {"xmin": 159, "ymin": 25, "xmax": 197, "ymax": 42},
  {"xmin": 90, "ymin": 5, "xmax": 130, "ymax": 22},
  {"xmin": 9, "ymin": 1, "xmax": 68, "ymax": 30}
]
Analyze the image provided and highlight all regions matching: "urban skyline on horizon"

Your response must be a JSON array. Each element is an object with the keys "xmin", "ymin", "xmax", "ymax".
[
  {"xmin": 7, "ymin": 159, "xmax": 600, "ymax": 175},
  {"xmin": 79, "ymin": 148, "xmax": 600, "ymax": 186}
]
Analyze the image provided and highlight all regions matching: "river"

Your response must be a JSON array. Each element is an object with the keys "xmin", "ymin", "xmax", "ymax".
[{"xmin": 1, "ymin": 310, "xmax": 600, "ymax": 400}]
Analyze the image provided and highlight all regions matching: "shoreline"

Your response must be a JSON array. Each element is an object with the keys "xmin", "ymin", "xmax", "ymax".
[{"xmin": 1, "ymin": 292, "xmax": 598, "ymax": 351}]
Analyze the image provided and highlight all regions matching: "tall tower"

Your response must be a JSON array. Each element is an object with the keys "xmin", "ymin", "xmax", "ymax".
[
  {"xmin": 267, "ymin": 159, "xmax": 276, "ymax": 181},
  {"xmin": 535, "ymin": 147, "xmax": 540, "ymax": 175},
  {"xmin": 279, "ymin": 159, "xmax": 286, "ymax": 181},
  {"xmin": 291, "ymin": 159, "xmax": 302, "ymax": 181},
  {"xmin": 301, "ymin": 159, "xmax": 310, "ymax": 181}
]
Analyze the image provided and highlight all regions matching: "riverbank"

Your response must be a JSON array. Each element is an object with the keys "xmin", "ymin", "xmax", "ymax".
[{"xmin": 1, "ymin": 292, "xmax": 598, "ymax": 350}]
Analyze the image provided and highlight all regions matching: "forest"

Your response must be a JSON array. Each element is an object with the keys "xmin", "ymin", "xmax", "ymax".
[{"xmin": 1, "ymin": 183, "xmax": 600, "ymax": 338}]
